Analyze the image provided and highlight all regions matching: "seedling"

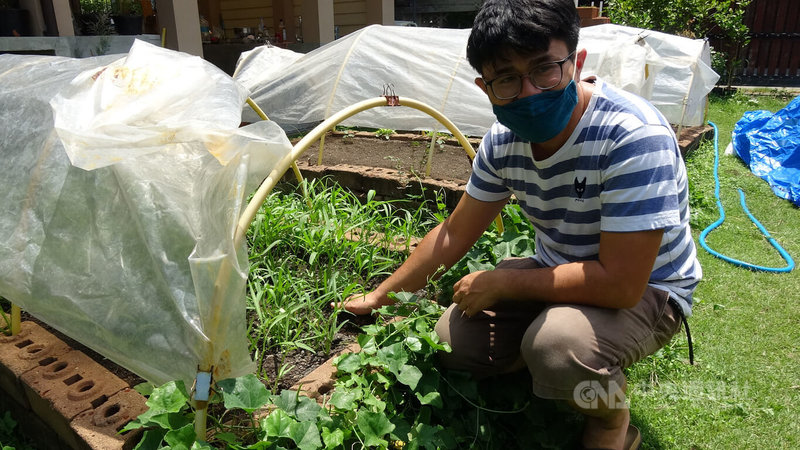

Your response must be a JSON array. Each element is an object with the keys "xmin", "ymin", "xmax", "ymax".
[{"xmin": 375, "ymin": 128, "xmax": 395, "ymax": 140}]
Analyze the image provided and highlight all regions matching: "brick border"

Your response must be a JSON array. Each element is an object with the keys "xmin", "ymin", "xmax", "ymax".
[{"xmin": 0, "ymin": 321, "xmax": 146, "ymax": 450}]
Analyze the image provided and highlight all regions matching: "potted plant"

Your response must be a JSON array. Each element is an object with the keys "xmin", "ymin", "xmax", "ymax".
[
  {"xmin": 77, "ymin": 0, "xmax": 113, "ymax": 35},
  {"xmin": 0, "ymin": 0, "xmax": 31, "ymax": 36},
  {"xmin": 111, "ymin": 0, "xmax": 142, "ymax": 35}
]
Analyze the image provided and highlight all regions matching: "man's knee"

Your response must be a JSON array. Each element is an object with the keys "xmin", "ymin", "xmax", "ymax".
[{"xmin": 520, "ymin": 306, "xmax": 611, "ymax": 397}]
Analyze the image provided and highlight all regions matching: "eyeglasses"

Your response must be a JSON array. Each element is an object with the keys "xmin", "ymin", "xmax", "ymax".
[{"xmin": 484, "ymin": 51, "xmax": 576, "ymax": 100}]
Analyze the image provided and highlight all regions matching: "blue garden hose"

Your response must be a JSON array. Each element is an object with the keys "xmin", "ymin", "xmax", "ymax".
[{"xmin": 698, "ymin": 121, "xmax": 795, "ymax": 273}]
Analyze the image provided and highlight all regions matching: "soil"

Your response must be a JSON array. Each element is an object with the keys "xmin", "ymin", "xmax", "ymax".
[{"xmin": 294, "ymin": 130, "xmax": 479, "ymax": 185}]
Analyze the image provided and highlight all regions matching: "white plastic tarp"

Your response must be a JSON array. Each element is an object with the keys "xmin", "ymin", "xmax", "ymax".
[
  {"xmin": 0, "ymin": 40, "xmax": 293, "ymax": 386},
  {"xmin": 237, "ymin": 24, "xmax": 718, "ymax": 135},
  {"xmin": 578, "ymin": 24, "xmax": 719, "ymax": 127}
]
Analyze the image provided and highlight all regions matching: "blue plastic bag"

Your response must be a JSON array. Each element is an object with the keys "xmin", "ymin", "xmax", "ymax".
[{"xmin": 732, "ymin": 95, "xmax": 800, "ymax": 206}]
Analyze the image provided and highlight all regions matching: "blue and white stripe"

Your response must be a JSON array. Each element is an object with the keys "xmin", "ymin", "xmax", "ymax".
[{"xmin": 466, "ymin": 79, "xmax": 702, "ymax": 315}]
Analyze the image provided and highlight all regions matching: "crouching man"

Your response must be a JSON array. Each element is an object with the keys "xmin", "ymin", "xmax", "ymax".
[{"xmin": 341, "ymin": 0, "xmax": 701, "ymax": 448}]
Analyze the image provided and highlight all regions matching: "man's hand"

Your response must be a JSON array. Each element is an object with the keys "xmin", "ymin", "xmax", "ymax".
[
  {"xmin": 451, "ymin": 270, "xmax": 501, "ymax": 317},
  {"xmin": 332, "ymin": 291, "xmax": 395, "ymax": 315}
]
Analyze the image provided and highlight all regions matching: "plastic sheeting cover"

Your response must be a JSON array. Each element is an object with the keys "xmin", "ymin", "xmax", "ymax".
[
  {"xmin": 236, "ymin": 24, "xmax": 717, "ymax": 136},
  {"xmin": 732, "ymin": 95, "xmax": 800, "ymax": 206},
  {"xmin": 0, "ymin": 40, "xmax": 293, "ymax": 386}
]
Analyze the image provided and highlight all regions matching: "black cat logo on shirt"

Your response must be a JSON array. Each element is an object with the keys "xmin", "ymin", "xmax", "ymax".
[{"xmin": 574, "ymin": 177, "xmax": 587, "ymax": 200}]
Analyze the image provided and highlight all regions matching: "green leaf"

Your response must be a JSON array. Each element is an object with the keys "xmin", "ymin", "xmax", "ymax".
[
  {"xmin": 335, "ymin": 352, "xmax": 362, "ymax": 373},
  {"xmin": 356, "ymin": 410, "xmax": 394, "ymax": 448},
  {"xmin": 392, "ymin": 291, "xmax": 417, "ymax": 303},
  {"xmin": 321, "ymin": 427, "xmax": 345, "ymax": 449},
  {"xmin": 217, "ymin": 374, "xmax": 270, "ymax": 413},
  {"xmin": 145, "ymin": 380, "xmax": 190, "ymax": 414},
  {"xmin": 328, "ymin": 390, "xmax": 358, "ymax": 410},
  {"xmin": 397, "ymin": 364, "xmax": 422, "ymax": 389},
  {"xmin": 377, "ymin": 342, "xmax": 408, "ymax": 374},
  {"xmin": 272, "ymin": 389, "xmax": 323, "ymax": 422},
  {"xmin": 133, "ymin": 428, "xmax": 168, "ymax": 450},
  {"xmin": 357, "ymin": 334, "xmax": 379, "ymax": 355},
  {"xmin": 145, "ymin": 411, "xmax": 193, "ymax": 432},
  {"xmin": 190, "ymin": 441, "xmax": 215, "ymax": 450},
  {"xmin": 132, "ymin": 382, "xmax": 155, "ymax": 397},
  {"xmin": 262, "ymin": 409, "xmax": 297, "ymax": 439},
  {"xmin": 414, "ymin": 390, "xmax": 443, "ymax": 408},
  {"xmin": 164, "ymin": 423, "xmax": 196, "ymax": 450},
  {"xmin": 404, "ymin": 335, "xmax": 423, "ymax": 352},
  {"xmin": 288, "ymin": 421, "xmax": 323, "ymax": 449}
]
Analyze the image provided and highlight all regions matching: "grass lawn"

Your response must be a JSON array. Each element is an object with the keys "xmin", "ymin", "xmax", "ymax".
[{"xmin": 627, "ymin": 89, "xmax": 800, "ymax": 449}]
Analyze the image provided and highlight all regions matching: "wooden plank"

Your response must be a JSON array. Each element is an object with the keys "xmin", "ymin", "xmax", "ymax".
[
  {"xmin": 335, "ymin": 12, "xmax": 367, "ymax": 26},
  {"xmin": 337, "ymin": 24, "xmax": 361, "ymax": 37},
  {"xmin": 764, "ymin": 0, "xmax": 782, "ymax": 76},
  {"xmin": 222, "ymin": 18, "xmax": 268, "ymax": 28},
  {"xmin": 335, "ymin": 2, "xmax": 366, "ymax": 15},
  {"xmin": 221, "ymin": 0, "xmax": 271, "ymax": 10},
  {"xmin": 223, "ymin": 8, "xmax": 272, "ymax": 21},
  {"xmin": 788, "ymin": 0, "xmax": 800, "ymax": 76}
]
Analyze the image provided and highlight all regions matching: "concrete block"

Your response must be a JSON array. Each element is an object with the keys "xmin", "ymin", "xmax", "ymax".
[
  {"xmin": 71, "ymin": 388, "xmax": 147, "ymax": 450},
  {"xmin": 20, "ymin": 349, "xmax": 129, "ymax": 449},
  {"xmin": 0, "ymin": 320, "xmax": 72, "ymax": 408}
]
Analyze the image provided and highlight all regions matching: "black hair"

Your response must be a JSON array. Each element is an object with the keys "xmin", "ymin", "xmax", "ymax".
[{"xmin": 467, "ymin": 0, "xmax": 581, "ymax": 75}]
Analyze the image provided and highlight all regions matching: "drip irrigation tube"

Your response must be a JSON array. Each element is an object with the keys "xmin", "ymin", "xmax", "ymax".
[{"xmin": 698, "ymin": 121, "xmax": 794, "ymax": 273}]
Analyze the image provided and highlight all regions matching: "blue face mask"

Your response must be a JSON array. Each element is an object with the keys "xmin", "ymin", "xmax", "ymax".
[{"xmin": 492, "ymin": 80, "xmax": 578, "ymax": 143}]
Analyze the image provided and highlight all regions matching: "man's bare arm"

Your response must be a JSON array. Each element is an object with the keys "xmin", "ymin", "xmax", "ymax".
[
  {"xmin": 339, "ymin": 194, "xmax": 509, "ymax": 314},
  {"xmin": 451, "ymin": 229, "xmax": 664, "ymax": 316}
]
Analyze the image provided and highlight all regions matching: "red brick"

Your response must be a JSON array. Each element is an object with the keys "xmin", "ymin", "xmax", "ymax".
[
  {"xmin": 0, "ymin": 321, "xmax": 72, "ymax": 408},
  {"xmin": 21, "ymin": 350, "xmax": 129, "ymax": 449},
  {"xmin": 71, "ymin": 388, "xmax": 148, "ymax": 450}
]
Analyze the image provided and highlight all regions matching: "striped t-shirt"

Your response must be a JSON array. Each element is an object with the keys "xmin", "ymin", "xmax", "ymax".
[{"xmin": 466, "ymin": 79, "xmax": 702, "ymax": 315}]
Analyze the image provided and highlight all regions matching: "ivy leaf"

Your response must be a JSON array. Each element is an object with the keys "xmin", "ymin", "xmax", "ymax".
[
  {"xmin": 262, "ymin": 409, "xmax": 297, "ymax": 440},
  {"xmin": 358, "ymin": 334, "xmax": 379, "ymax": 355},
  {"xmin": 404, "ymin": 335, "xmax": 423, "ymax": 352},
  {"xmin": 272, "ymin": 389, "xmax": 323, "ymax": 422},
  {"xmin": 397, "ymin": 364, "xmax": 422, "ymax": 389},
  {"xmin": 334, "ymin": 352, "xmax": 362, "ymax": 373},
  {"xmin": 414, "ymin": 372, "xmax": 443, "ymax": 407},
  {"xmin": 190, "ymin": 440, "xmax": 215, "ymax": 450},
  {"xmin": 217, "ymin": 374, "xmax": 270, "ymax": 413},
  {"xmin": 391, "ymin": 291, "xmax": 417, "ymax": 304},
  {"xmin": 132, "ymin": 428, "xmax": 167, "ymax": 450},
  {"xmin": 328, "ymin": 390, "xmax": 358, "ymax": 410},
  {"xmin": 288, "ymin": 421, "xmax": 323, "ymax": 449},
  {"xmin": 321, "ymin": 427, "xmax": 345, "ymax": 449},
  {"xmin": 164, "ymin": 423, "xmax": 196, "ymax": 450},
  {"xmin": 377, "ymin": 342, "xmax": 408, "ymax": 374},
  {"xmin": 356, "ymin": 410, "xmax": 394, "ymax": 448},
  {"xmin": 145, "ymin": 380, "xmax": 190, "ymax": 414},
  {"xmin": 143, "ymin": 411, "xmax": 193, "ymax": 431}
]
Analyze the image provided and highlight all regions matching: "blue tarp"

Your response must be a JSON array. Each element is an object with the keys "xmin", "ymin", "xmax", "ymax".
[{"xmin": 732, "ymin": 95, "xmax": 800, "ymax": 206}]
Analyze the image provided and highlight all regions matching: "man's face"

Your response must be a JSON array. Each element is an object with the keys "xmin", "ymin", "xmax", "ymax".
[{"xmin": 477, "ymin": 40, "xmax": 576, "ymax": 105}]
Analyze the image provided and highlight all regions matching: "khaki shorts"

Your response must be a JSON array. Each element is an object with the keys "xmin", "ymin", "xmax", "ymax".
[{"xmin": 434, "ymin": 257, "xmax": 682, "ymax": 401}]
